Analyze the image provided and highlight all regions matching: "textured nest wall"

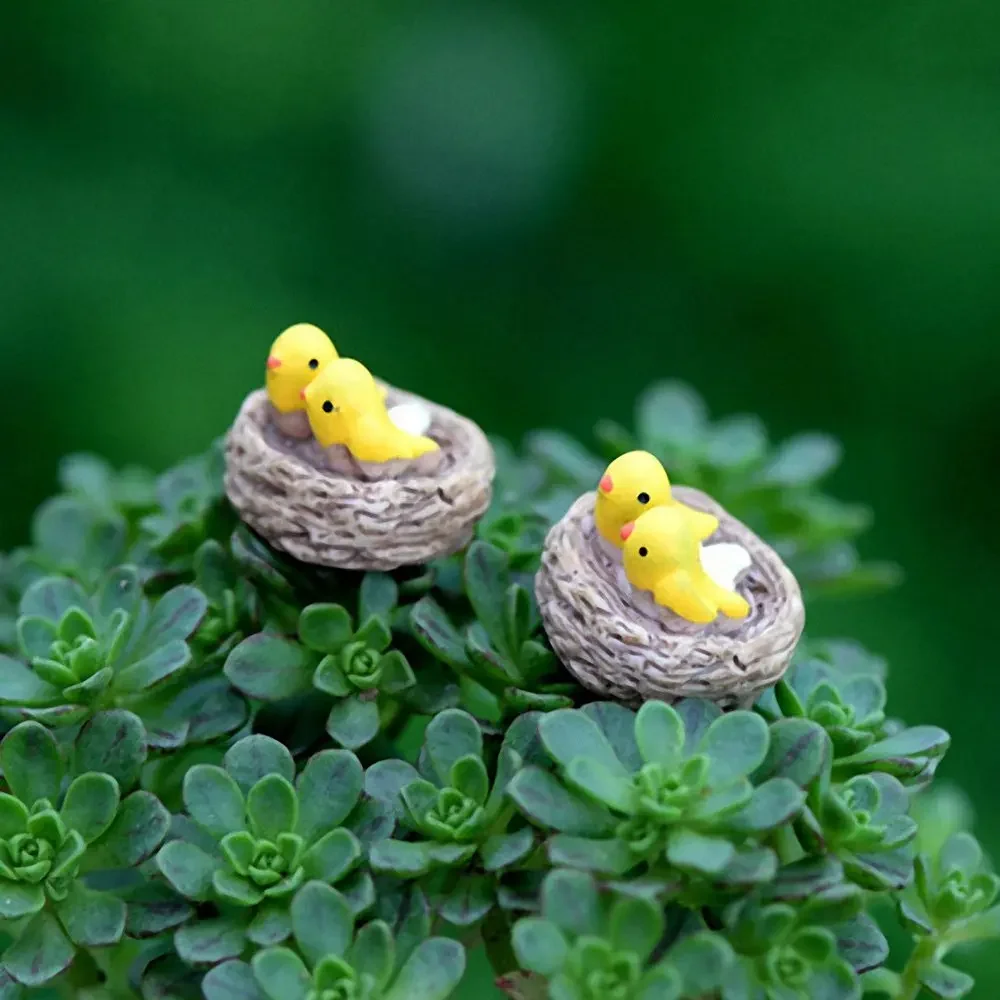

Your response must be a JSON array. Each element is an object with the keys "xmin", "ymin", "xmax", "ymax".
[
  {"xmin": 536, "ymin": 489, "xmax": 805, "ymax": 708},
  {"xmin": 225, "ymin": 387, "xmax": 494, "ymax": 570}
]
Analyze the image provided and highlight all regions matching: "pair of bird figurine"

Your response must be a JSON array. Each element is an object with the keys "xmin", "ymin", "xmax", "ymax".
[
  {"xmin": 265, "ymin": 324, "xmax": 439, "ymax": 463},
  {"xmin": 594, "ymin": 451, "xmax": 751, "ymax": 624}
]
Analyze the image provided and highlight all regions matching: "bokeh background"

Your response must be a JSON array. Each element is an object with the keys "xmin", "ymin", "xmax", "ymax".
[{"xmin": 3, "ymin": 0, "xmax": 999, "ymax": 992}]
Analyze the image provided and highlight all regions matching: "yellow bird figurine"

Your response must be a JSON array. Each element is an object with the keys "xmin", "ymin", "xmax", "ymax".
[
  {"xmin": 265, "ymin": 323, "xmax": 339, "ymax": 438},
  {"xmin": 594, "ymin": 450, "xmax": 719, "ymax": 548},
  {"xmin": 620, "ymin": 507, "xmax": 750, "ymax": 624},
  {"xmin": 303, "ymin": 358, "xmax": 439, "ymax": 463}
]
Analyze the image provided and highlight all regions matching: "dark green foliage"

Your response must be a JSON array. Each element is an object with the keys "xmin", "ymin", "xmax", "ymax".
[{"xmin": 0, "ymin": 381, "xmax": 991, "ymax": 999}]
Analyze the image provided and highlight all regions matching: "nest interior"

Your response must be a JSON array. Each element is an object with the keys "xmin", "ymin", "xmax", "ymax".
[
  {"xmin": 535, "ymin": 489, "xmax": 805, "ymax": 708},
  {"xmin": 224, "ymin": 386, "xmax": 494, "ymax": 571}
]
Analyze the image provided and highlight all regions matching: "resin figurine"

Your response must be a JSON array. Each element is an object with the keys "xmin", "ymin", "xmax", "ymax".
[
  {"xmin": 535, "ymin": 453, "xmax": 804, "ymax": 708},
  {"xmin": 303, "ymin": 357, "xmax": 439, "ymax": 463},
  {"xmin": 265, "ymin": 323, "xmax": 339, "ymax": 438},
  {"xmin": 620, "ymin": 508, "xmax": 750, "ymax": 623},
  {"xmin": 224, "ymin": 324, "xmax": 495, "ymax": 570}
]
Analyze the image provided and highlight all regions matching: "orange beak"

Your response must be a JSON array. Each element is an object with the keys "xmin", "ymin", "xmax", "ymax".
[
  {"xmin": 299, "ymin": 387, "xmax": 307, "ymax": 401},
  {"xmin": 599, "ymin": 474, "xmax": 613, "ymax": 493},
  {"xmin": 620, "ymin": 522, "xmax": 634, "ymax": 541},
  {"xmin": 266, "ymin": 356, "xmax": 282, "ymax": 370}
]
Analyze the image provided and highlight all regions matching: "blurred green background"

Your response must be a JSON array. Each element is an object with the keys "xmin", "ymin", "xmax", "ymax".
[{"xmin": 2, "ymin": 0, "xmax": 999, "ymax": 992}]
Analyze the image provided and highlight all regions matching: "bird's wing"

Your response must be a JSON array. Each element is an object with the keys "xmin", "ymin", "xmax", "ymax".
[
  {"xmin": 683, "ymin": 506, "xmax": 720, "ymax": 541},
  {"xmin": 654, "ymin": 570, "xmax": 716, "ymax": 623},
  {"xmin": 699, "ymin": 543, "xmax": 752, "ymax": 591}
]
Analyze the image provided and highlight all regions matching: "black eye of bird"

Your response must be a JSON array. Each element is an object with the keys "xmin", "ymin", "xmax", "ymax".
[
  {"xmin": 637, "ymin": 492, "xmax": 650, "ymax": 504},
  {"xmin": 638, "ymin": 546, "xmax": 648, "ymax": 557},
  {"xmin": 308, "ymin": 358, "xmax": 319, "ymax": 370},
  {"xmin": 322, "ymin": 401, "xmax": 334, "ymax": 413}
]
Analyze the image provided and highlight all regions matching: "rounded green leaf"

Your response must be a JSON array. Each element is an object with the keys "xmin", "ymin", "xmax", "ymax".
[
  {"xmin": 667, "ymin": 932, "xmax": 735, "ymax": 995},
  {"xmin": 424, "ymin": 710, "xmax": 483, "ymax": 786},
  {"xmin": 539, "ymin": 709, "xmax": 628, "ymax": 777},
  {"xmin": 184, "ymin": 764, "xmax": 246, "ymax": 839},
  {"xmin": 512, "ymin": 917, "xmax": 568, "ymax": 976},
  {"xmin": 114, "ymin": 639, "xmax": 191, "ymax": 694},
  {"xmin": 214, "ymin": 870, "xmax": 265, "ymax": 907},
  {"xmin": 565, "ymin": 757, "xmax": 633, "ymax": 812},
  {"xmin": 364, "ymin": 759, "xmax": 422, "ymax": 822},
  {"xmin": 296, "ymin": 750, "xmax": 363, "ymax": 841},
  {"xmin": 666, "ymin": 829, "xmax": 736, "ymax": 875},
  {"xmin": 326, "ymin": 695, "xmax": 381, "ymax": 750},
  {"xmin": 61, "ymin": 772, "xmax": 120, "ymax": 844},
  {"xmin": 0, "ymin": 656, "xmax": 61, "ymax": 706},
  {"xmin": 726, "ymin": 778, "xmax": 805, "ymax": 833},
  {"xmin": 757, "ymin": 719, "xmax": 830, "ymax": 788},
  {"xmin": 251, "ymin": 947, "xmax": 310, "ymax": 1000},
  {"xmin": 290, "ymin": 881, "xmax": 354, "ymax": 967},
  {"xmin": 698, "ymin": 712, "xmax": 769, "ymax": 786},
  {"xmin": 18, "ymin": 576, "xmax": 89, "ymax": 623},
  {"xmin": 369, "ymin": 839, "xmax": 433, "ymax": 878},
  {"xmin": 508, "ymin": 767, "xmax": 616, "ymax": 836},
  {"xmin": 480, "ymin": 828, "xmax": 536, "ymax": 872},
  {"xmin": 175, "ymin": 915, "xmax": 248, "ymax": 966},
  {"xmin": 88, "ymin": 791, "xmax": 170, "ymax": 868},
  {"xmin": 610, "ymin": 897, "xmax": 664, "ymax": 963},
  {"xmin": 72, "ymin": 709, "xmax": 147, "ymax": 791},
  {"xmin": 350, "ymin": 919, "xmax": 396, "ymax": 991},
  {"xmin": 247, "ymin": 774, "xmax": 298, "ymax": 842},
  {"xmin": 224, "ymin": 736, "xmax": 296, "ymax": 795},
  {"xmin": 2, "ymin": 910, "xmax": 73, "ymax": 986},
  {"xmin": 634, "ymin": 702, "xmax": 685, "ymax": 770},
  {"xmin": 940, "ymin": 833, "xmax": 984, "ymax": 878},
  {"xmin": 203, "ymin": 960, "xmax": 266, "ymax": 1000},
  {"xmin": 140, "ymin": 585, "xmax": 209, "ymax": 650},
  {"xmin": 0, "ymin": 723, "xmax": 63, "ymax": 805},
  {"xmin": 157, "ymin": 840, "xmax": 220, "ymax": 901},
  {"xmin": 547, "ymin": 835, "xmax": 635, "ymax": 876},
  {"xmin": 541, "ymin": 870, "xmax": 601, "ymax": 937},
  {"xmin": 299, "ymin": 604, "xmax": 354, "ymax": 653},
  {"xmin": 450, "ymin": 754, "xmax": 489, "ymax": 805},
  {"xmin": 224, "ymin": 635, "xmax": 315, "ymax": 701},
  {"xmin": 636, "ymin": 380, "xmax": 707, "ymax": 449},
  {"xmin": 360, "ymin": 574, "xmax": 399, "ymax": 624},
  {"xmin": 0, "ymin": 795, "xmax": 28, "ymax": 839},
  {"xmin": 383, "ymin": 938, "xmax": 466, "ymax": 1000},
  {"xmin": 0, "ymin": 881, "xmax": 45, "ymax": 919},
  {"xmin": 302, "ymin": 828, "xmax": 361, "ymax": 884},
  {"xmin": 53, "ymin": 882, "xmax": 126, "ymax": 947}
]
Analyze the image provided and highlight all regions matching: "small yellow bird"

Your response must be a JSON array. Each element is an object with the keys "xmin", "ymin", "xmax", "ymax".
[
  {"xmin": 620, "ymin": 506, "xmax": 750, "ymax": 624},
  {"xmin": 594, "ymin": 450, "xmax": 718, "ymax": 548},
  {"xmin": 303, "ymin": 358, "xmax": 439, "ymax": 463},
  {"xmin": 265, "ymin": 324, "xmax": 339, "ymax": 438}
]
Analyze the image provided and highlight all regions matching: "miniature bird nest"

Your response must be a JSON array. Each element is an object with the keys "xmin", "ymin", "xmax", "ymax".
[
  {"xmin": 224, "ymin": 387, "xmax": 494, "ymax": 571},
  {"xmin": 535, "ymin": 489, "xmax": 805, "ymax": 709}
]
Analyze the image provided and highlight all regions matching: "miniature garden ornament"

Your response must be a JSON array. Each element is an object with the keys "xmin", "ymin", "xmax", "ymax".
[
  {"xmin": 536, "ymin": 450, "xmax": 805, "ymax": 707},
  {"xmin": 303, "ymin": 358, "xmax": 439, "ymax": 463},
  {"xmin": 265, "ymin": 323, "xmax": 339, "ymax": 439},
  {"xmin": 225, "ymin": 323, "xmax": 495, "ymax": 570}
]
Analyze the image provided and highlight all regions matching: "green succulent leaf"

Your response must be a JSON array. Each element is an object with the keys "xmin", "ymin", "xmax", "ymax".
[
  {"xmin": 2, "ymin": 910, "xmax": 74, "ymax": 986},
  {"xmin": 175, "ymin": 914, "xmax": 248, "ymax": 966},
  {"xmin": 424, "ymin": 709, "xmax": 484, "ymax": 787},
  {"xmin": 184, "ymin": 764, "xmax": 246, "ymax": 839},
  {"xmin": 509, "ymin": 767, "xmax": 616, "ymax": 836},
  {"xmin": 203, "ymin": 960, "xmax": 265, "ymax": 1000},
  {"xmin": 60, "ymin": 772, "xmax": 120, "ymax": 844},
  {"xmin": 290, "ymin": 881, "xmax": 354, "ymax": 966},
  {"xmin": 72, "ymin": 709, "xmax": 147, "ymax": 790},
  {"xmin": 326, "ymin": 695, "xmax": 381, "ymax": 750},
  {"xmin": 383, "ymin": 938, "xmax": 466, "ymax": 1000},
  {"xmin": 157, "ymin": 840, "xmax": 220, "ymax": 901},
  {"xmin": 53, "ymin": 881, "xmax": 126, "ymax": 947},
  {"xmin": 247, "ymin": 774, "xmax": 298, "ymax": 842},
  {"xmin": 513, "ymin": 917, "xmax": 568, "ymax": 976},
  {"xmin": 88, "ymin": 790, "xmax": 170, "ymax": 868},
  {"xmin": 224, "ymin": 635, "xmax": 315, "ymax": 701},
  {"xmin": 223, "ymin": 735, "xmax": 296, "ymax": 794},
  {"xmin": 251, "ymin": 947, "xmax": 310, "ymax": 1000},
  {"xmin": 1, "ymin": 722, "xmax": 63, "ymax": 805},
  {"xmin": 296, "ymin": 750, "xmax": 364, "ymax": 841}
]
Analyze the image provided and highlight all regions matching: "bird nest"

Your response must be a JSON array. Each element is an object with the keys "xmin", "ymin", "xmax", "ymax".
[
  {"xmin": 224, "ymin": 387, "xmax": 495, "ymax": 570},
  {"xmin": 535, "ymin": 489, "xmax": 805, "ymax": 708}
]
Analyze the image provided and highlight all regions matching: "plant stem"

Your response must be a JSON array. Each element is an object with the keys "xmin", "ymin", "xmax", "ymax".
[
  {"xmin": 772, "ymin": 824, "xmax": 804, "ymax": 866},
  {"xmin": 897, "ymin": 937, "xmax": 939, "ymax": 1000}
]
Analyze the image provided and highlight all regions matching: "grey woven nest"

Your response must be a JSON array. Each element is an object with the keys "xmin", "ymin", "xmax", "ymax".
[
  {"xmin": 535, "ymin": 489, "xmax": 805, "ymax": 708},
  {"xmin": 224, "ymin": 387, "xmax": 495, "ymax": 571}
]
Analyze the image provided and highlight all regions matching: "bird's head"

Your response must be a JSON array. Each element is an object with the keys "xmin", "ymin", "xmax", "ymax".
[
  {"xmin": 303, "ymin": 357, "xmax": 381, "ymax": 447},
  {"xmin": 597, "ymin": 451, "xmax": 672, "ymax": 531},
  {"xmin": 621, "ymin": 505, "xmax": 692, "ymax": 590},
  {"xmin": 265, "ymin": 323, "xmax": 338, "ymax": 412}
]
